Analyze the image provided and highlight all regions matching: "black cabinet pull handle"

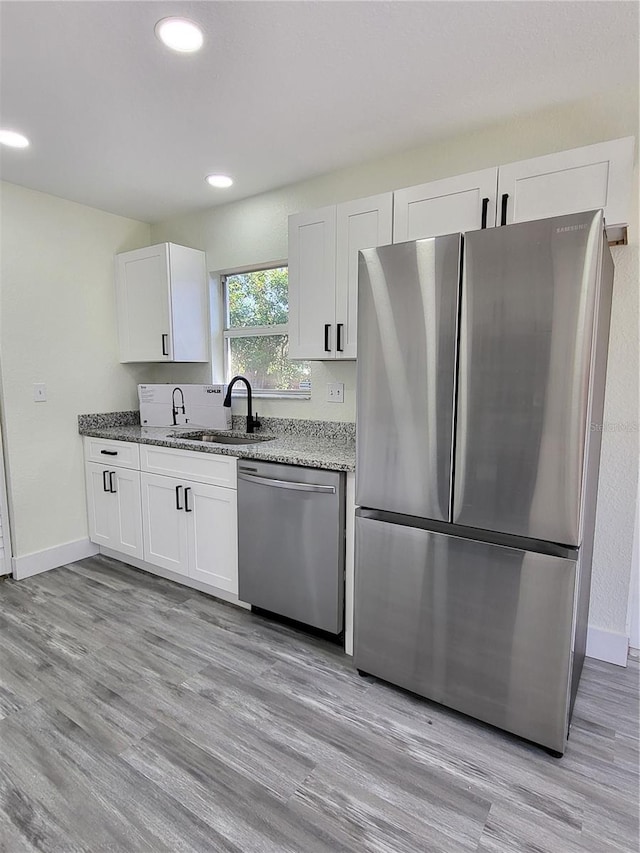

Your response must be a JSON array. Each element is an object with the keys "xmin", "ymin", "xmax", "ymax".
[
  {"xmin": 161, "ymin": 333, "xmax": 169, "ymax": 356},
  {"xmin": 500, "ymin": 193, "xmax": 509, "ymax": 226},
  {"xmin": 102, "ymin": 470, "xmax": 110, "ymax": 492},
  {"xmin": 175, "ymin": 485, "xmax": 183, "ymax": 511},
  {"xmin": 100, "ymin": 449, "xmax": 118, "ymax": 456},
  {"xmin": 336, "ymin": 323, "xmax": 344, "ymax": 352},
  {"xmin": 481, "ymin": 197, "xmax": 489, "ymax": 229},
  {"xmin": 324, "ymin": 324, "xmax": 331, "ymax": 353},
  {"xmin": 109, "ymin": 471, "xmax": 116, "ymax": 493},
  {"xmin": 184, "ymin": 487, "xmax": 192, "ymax": 512}
]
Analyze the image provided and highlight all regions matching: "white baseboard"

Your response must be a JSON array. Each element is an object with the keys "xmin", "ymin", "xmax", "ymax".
[
  {"xmin": 12, "ymin": 538, "xmax": 99, "ymax": 580},
  {"xmin": 99, "ymin": 546, "xmax": 251, "ymax": 610},
  {"xmin": 586, "ymin": 625, "xmax": 629, "ymax": 667}
]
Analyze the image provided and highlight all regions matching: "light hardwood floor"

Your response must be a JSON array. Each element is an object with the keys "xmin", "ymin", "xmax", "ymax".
[{"xmin": 0, "ymin": 555, "xmax": 638, "ymax": 852}]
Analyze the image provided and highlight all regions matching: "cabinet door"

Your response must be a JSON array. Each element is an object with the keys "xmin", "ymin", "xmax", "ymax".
[
  {"xmin": 85, "ymin": 463, "xmax": 115, "ymax": 548},
  {"xmin": 393, "ymin": 169, "xmax": 498, "ymax": 242},
  {"xmin": 110, "ymin": 468, "xmax": 143, "ymax": 559},
  {"xmin": 167, "ymin": 244, "xmax": 209, "ymax": 362},
  {"xmin": 335, "ymin": 193, "xmax": 393, "ymax": 359},
  {"xmin": 141, "ymin": 472, "xmax": 189, "ymax": 576},
  {"xmin": 116, "ymin": 244, "xmax": 172, "ymax": 362},
  {"xmin": 497, "ymin": 137, "xmax": 635, "ymax": 240},
  {"xmin": 186, "ymin": 481, "xmax": 238, "ymax": 593},
  {"xmin": 288, "ymin": 206, "xmax": 337, "ymax": 359}
]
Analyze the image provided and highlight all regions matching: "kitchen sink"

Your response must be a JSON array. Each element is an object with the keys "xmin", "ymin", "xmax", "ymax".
[{"xmin": 176, "ymin": 431, "xmax": 276, "ymax": 446}]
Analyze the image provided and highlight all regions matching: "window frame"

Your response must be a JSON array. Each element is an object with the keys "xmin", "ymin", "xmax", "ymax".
[{"xmin": 221, "ymin": 264, "xmax": 311, "ymax": 399}]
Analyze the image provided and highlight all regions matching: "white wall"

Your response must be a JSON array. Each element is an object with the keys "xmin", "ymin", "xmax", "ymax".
[
  {"xmin": 0, "ymin": 181, "xmax": 151, "ymax": 559},
  {"xmin": 150, "ymin": 87, "xmax": 639, "ymax": 643}
]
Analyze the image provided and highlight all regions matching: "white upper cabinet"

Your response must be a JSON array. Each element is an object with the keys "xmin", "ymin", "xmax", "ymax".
[
  {"xmin": 289, "ymin": 193, "xmax": 393, "ymax": 360},
  {"xmin": 335, "ymin": 194, "xmax": 393, "ymax": 359},
  {"xmin": 288, "ymin": 206, "xmax": 337, "ymax": 360},
  {"xmin": 393, "ymin": 169, "xmax": 499, "ymax": 242},
  {"xmin": 497, "ymin": 137, "xmax": 635, "ymax": 244},
  {"xmin": 116, "ymin": 242, "xmax": 209, "ymax": 363},
  {"xmin": 287, "ymin": 137, "xmax": 633, "ymax": 360}
]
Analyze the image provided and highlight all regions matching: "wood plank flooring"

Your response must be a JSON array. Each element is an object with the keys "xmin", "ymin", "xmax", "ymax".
[{"xmin": 0, "ymin": 554, "xmax": 638, "ymax": 852}]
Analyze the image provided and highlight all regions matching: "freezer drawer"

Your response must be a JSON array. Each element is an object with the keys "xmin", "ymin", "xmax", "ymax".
[
  {"xmin": 355, "ymin": 513, "xmax": 577, "ymax": 753},
  {"xmin": 238, "ymin": 461, "xmax": 345, "ymax": 633}
]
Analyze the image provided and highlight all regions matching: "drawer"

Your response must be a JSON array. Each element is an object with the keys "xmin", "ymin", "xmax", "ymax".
[
  {"xmin": 140, "ymin": 444, "xmax": 237, "ymax": 489},
  {"xmin": 84, "ymin": 437, "xmax": 140, "ymax": 470}
]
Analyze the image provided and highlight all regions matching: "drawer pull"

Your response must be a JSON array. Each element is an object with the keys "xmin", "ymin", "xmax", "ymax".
[{"xmin": 100, "ymin": 450, "xmax": 118, "ymax": 456}]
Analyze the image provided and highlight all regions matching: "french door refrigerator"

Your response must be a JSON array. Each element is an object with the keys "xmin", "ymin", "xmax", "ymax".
[{"xmin": 354, "ymin": 210, "xmax": 613, "ymax": 754}]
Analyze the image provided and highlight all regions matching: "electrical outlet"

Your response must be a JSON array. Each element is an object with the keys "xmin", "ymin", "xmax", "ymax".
[
  {"xmin": 33, "ymin": 383, "xmax": 47, "ymax": 402},
  {"xmin": 327, "ymin": 382, "xmax": 344, "ymax": 403}
]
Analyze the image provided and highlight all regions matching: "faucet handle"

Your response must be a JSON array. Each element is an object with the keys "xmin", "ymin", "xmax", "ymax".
[{"xmin": 253, "ymin": 412, "xmax": 261, "ymax": 430}]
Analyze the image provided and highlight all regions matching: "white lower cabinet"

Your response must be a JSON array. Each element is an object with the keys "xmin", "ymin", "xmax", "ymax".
[
  {"xmin": 140, "ymin": 471, "xmax": 238, "ymax": 593},
  {"xmin": 186, "ymin": 480, "xmax": 238, "ymax": 592},
  {"xmin": 85, "ymin": 462, "xmax": 143, "ymax": 559},
  {"xmin": 84, "ymin": 438, "xmax": 239, "ymax": 597},
  {"xmin": 140, "ymin": 472, "xmax": 190, "ymax": 576}
]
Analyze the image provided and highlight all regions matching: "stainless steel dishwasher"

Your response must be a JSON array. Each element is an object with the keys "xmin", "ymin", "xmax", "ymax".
[{"xmin": 237, "ymin": 460, "xmax": 345, "ymax": 634}]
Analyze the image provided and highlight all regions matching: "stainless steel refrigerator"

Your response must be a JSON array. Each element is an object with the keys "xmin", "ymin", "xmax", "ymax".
[{"xmin": 354, "ymin": 209, "xmax": 613, "ymax": 755}]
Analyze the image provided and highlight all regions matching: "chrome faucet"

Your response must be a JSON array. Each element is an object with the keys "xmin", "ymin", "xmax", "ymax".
[
  {"xmin": 223, "ymin": 376, "xmax": 261, "ymax": 433},
  {"xmin": 172, "ymin": 386, "xmax": 186, "ymax": 425}
]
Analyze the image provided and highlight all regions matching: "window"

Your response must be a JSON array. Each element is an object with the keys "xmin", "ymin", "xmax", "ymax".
[{"xmin": 222, "ymin": 266, "xmax": 311, "ymax": 395}]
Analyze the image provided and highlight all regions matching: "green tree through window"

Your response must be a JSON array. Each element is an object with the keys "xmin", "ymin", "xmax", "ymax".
[{"xmin": 223, "ymin": 267, "xmax": 311, "ymax": 393}]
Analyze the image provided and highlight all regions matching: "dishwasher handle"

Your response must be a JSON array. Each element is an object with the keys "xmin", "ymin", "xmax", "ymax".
[{"xmin": 238, "ymin": 471, "xmax": 336, "ymax": 494}]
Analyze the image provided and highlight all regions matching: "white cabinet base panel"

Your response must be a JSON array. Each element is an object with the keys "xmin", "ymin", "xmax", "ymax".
[{"xmin": 99, "ymin": 546, "xmax": 250, "ymax": 609}]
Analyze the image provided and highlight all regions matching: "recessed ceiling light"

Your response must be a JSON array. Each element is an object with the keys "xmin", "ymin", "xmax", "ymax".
[
  {"xmin": 0, "ymin": 129, "xmax": 30, "ymax": 148},
  {"xmin": 155, "ymin": 17, "xmax": 204, "ymax": 53},
  {"xmin": 206, "ymin": 174, "xmax": 233, "ymax": 189}
]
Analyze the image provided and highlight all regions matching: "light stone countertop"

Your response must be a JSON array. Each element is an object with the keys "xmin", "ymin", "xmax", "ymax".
[{"xmin": 78, "ymin": 412, "xmax": 356, "ymax": 472}]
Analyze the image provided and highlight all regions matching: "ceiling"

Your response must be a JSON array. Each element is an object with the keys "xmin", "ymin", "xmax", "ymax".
[{"xmin": 1, "ymin": 1, "xmax": 638, "ymax": 224}]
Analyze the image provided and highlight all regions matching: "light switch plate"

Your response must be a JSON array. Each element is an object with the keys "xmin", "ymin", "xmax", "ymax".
[
  {"xmin": 327, "ymin": 382, "xmax": 344, "ymax": 403},
  {"xmin": 33, "ymin": 383, "xmax": 47, "ymax": 402}
]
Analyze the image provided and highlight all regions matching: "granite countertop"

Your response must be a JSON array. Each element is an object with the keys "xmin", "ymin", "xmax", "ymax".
[{"xmin": 78, "ymin": 412, "xmax": 356, "ymax": 472}]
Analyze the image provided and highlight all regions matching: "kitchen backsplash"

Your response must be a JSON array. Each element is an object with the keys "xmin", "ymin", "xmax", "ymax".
[{"xmin": 78, "ymin": 411, "xmax": 140, "ymax": 430}]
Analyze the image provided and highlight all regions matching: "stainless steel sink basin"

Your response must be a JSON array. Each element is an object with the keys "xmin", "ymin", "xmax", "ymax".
[{"xmin": 177, "ymin": 431, "xmax": 275, "ymax": 446}]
